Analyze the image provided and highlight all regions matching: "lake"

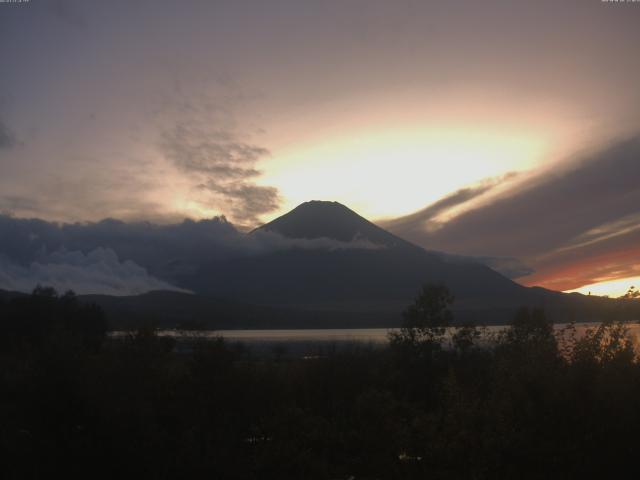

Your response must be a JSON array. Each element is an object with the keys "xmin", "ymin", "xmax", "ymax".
[{"xmin": 111, "ymin": 322, "xmax": 640, "ymax": 353}]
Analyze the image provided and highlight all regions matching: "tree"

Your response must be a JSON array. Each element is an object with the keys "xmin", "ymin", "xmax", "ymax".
[
  {"xmin": 571, "ymin": 319, "xmax": 635, "ymax": 367},
  {"xmin": 0, "ymin": 286, "xmax": 107, "ymax": 352},
  {"xmin": 496, "ymin": 307, "xmax": 560, "ymax": 370},
  {"xmin": 390, "ymin": 284, "xmax": 454, "ymax": 351}
]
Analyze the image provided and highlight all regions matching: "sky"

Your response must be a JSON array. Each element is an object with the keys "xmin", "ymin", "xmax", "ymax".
[{"xmin": 1, "ymin": 0, "xmax": 640, "ymax": 296}]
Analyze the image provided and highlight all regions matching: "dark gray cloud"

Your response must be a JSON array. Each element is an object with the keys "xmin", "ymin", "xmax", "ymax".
[
  {"xmin": 0, "ymin": 214, "xmax": 244, "ymax": 272},
  {"xmin": 0, "ymin": 213, "xmax": 384, "ymax": 294},
  {"xmin": 385, "ymin": 135, "xmax": 640, "ymax": 289},
  {"xmin": 473, "ymin": 256, "xmax": 535, "ymax": 280},
  {"xmin": 425, "ymin": 250, "xmax": 534, "ymax": 280}
]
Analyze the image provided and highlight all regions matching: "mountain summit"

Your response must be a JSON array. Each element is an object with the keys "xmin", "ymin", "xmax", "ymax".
[{"xmin": 257, "ymin": 200, "xmax": 413, "ymax": 249}]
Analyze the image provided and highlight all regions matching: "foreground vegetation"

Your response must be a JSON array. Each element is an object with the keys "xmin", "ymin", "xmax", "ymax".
[{"xmin": 1, "ymin": 286, "xmax": 640, "ymax": 479}]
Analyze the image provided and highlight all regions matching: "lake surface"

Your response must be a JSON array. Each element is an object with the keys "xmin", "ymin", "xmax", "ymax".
[{"xmin": 112, "ymin": 322, "xmax": 640, "ymax": 348}]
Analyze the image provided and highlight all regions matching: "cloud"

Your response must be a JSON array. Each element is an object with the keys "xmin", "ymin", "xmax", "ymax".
[
  {"xmin": 160, "ymin": 105, "xmax": 281, "ymax": 226},
  {"xmin": 522, "ymin": 229, "xmax": 640, "ymax": 291},
  {"xmin": 0, "ymin": 213, "xmax": 386, "ymax": 293},
  {"xmin": 426, "ymin": 250, "xmax": 534, "ymax": 279},
  {"xmin": 0, "ymin": 70, "xmax": 277, "ymax": 226},
  {"xmin": 380, "ymin": 178, "xmax": 508, "ymax": 236},
  {"xmin": 385, "ymin": 135, "xmax": 640, "ymax": 290},
  {"xmin": 552, "ymin": 212, "xmax": 640, "ymax": 254},
  {"xmin": 0, "ymin": 247, "xmax": 187, "ymax": 296},
  {"xmin": 197, "ymin": 180, "xmax": 280, "ymax": 226},
  {"xmin": 248, "ymin": 230, "xmax": 386, "ymax": 253},
  {"xmin": 162, "ymin": 126, "xmax": 268, "ymax": 178},
  {"xmin": 0, "ymin": 195, "xmax": 40, "ymax": 215},
  {"xmin": 473, "ymin": 256, "xmax": 535, "ymax": 279}
]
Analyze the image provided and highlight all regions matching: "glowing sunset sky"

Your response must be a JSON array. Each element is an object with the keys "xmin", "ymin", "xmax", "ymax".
[{"xmin": 1, "ymin": 0, "xmax": 640, "ymax": 296}]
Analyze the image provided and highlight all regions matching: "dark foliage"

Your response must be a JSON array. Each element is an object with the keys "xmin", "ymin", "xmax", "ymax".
[{"xmin": 1, "ymin": 286, "xmax": 640, "ymax": 479}]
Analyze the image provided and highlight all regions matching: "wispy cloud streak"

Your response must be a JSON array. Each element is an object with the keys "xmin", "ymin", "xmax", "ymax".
[{"xmin": 385, "ymin": 135, "xmax": 640, "ymax": 290}]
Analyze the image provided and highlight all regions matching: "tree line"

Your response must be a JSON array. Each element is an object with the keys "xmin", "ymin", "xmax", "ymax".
[{"xmin": 1, "ymin": 285, "xmax": 639, "ymax": 479}]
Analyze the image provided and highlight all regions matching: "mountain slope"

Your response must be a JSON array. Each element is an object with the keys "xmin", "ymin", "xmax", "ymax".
[{"xmin": 179, "ymin": 201, "xmax": 553, "ymax": 322}]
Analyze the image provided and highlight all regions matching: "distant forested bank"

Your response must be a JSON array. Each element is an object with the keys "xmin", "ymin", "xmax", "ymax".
[{"xmin": 2, "ymin": 287, "xmax": 640, "ymax": 479}]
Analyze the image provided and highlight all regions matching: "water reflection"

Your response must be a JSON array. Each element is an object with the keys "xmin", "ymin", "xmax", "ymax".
[{"xmin": 111, "ymin": 322, "xmax": 640, "ymax": 346}]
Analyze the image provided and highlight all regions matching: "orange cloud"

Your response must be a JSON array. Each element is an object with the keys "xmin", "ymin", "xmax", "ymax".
[{"xmin": 520, "ymin": 244, "xmax": 640, "ymax": 292}]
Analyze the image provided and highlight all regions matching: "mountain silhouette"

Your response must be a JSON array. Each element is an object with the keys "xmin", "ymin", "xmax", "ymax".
[
  {"xmin": 256, "ymin": 200, "xmax": 415, "ymax": 249},
  {"xmin": 172, "ymin": 200, "xmax": 601, "ymax": 323},
  {"xmin": 5, "ymin": 201, "xmax": 616, "ymax": 328}
]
